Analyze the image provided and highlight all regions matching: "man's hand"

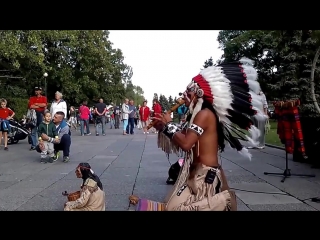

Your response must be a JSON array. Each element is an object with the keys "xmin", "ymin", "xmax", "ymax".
[
  {"xmin": 6, "ymin": 116, "xmax": 11, "ymax": 120},
  {"xmin": 153, "ymin": 121, "xmax": 165, "ymax": 131},
  {"xmin": 53, "ymin": 138, "xmax": 60, "ymax": 143},
  {"xmin": 30, "ymin": 104, "xmax": 39, "ymax": 109},
  {"xmin": 39, "ymin": 141, "xmax": 45, "ymax": 151},
  {"xmin": 41, "ymin": 133, "xmax": 49, "ymax": 141},
  {"xmin": 151, "ymin": 112, "xmax": 172, "ymax": 125}
]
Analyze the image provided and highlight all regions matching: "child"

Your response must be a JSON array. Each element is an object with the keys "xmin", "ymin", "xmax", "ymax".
[
  {"xmin": 38, "ymin": 111, "xmax": 58, "ymax": 163},
  {"xmin": 0, "ymin": 98, "xmax": 15, "ymax": 150}
]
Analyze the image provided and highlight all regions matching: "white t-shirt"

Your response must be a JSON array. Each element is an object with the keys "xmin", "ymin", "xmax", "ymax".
[{"xmin": 50, "ymin": 100, "xmax": 67, "ymax": 117}]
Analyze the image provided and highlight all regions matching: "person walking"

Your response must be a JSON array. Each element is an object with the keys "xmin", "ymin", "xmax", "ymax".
[
  {"xmin": 139, "ymin": 101, "xmax": 150, "ymax": 134},
  {"xmin": 79, "ymin": 100, "xmax": 91, "ymax": 136},
  {"xmin": 126, "ymin": 100, "xmax": 136, "ymax": 135},
  {"xmin": 121, "ymin": 99, "xmax": 131, "ymax": 135}
]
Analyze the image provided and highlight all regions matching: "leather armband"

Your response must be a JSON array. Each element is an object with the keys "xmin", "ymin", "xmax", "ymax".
[
  {"xmin": 162, "ymin": 122, "xmax": 181, "ymax": 139},
  {"xmin": 188, "ymin": 123, "xmax": 204, "ymax": 135}
]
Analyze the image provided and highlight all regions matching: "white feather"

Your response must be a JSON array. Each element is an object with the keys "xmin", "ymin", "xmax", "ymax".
[
  {"xmin": 200, "ymin": 66, "xmax": 234, "ymax": 124},
  {"xmin": 238, "ymin": 147, "xmax": 252, "ymax": 161},
  {"xmin": 246, "ymin": 125, "xmax": 260, "ymax": 147},
  {"xmin": 189, "ymin": 98, "xmax": 203, "ymax": 125}
]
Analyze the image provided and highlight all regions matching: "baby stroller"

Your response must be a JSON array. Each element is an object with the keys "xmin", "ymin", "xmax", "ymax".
[{"xmin": 8, "ymin": 119, "xmax": 30, "ymax": 145}]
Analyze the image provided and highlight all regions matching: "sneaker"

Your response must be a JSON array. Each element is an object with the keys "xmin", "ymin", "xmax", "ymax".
[
  {"xmin": 102, "ymin": 134, "xmax": 106, "ymax": 136},
  {"xmin": 40, "ymin": 158, "xmax": 47, "ymax": 164},
  {"xmin": 52, "ymin": 151, "xmax": 60, "ymax": 161},
  {"xmin": 4, "ymin": 147, "xmax": 8, "ymax": 151},
  {"xmin": 63, "ymin": 156, "xmax": 70, "ymax": 163},
  {"xmin": 257, "ymin": 146, "xmax": 265, "ymax": 149},
  {"xmin": 30, "ymin": 146, "xmax": 36, "ymax": 151},
  {"xmin": 96, "ymin": 133, "xmax": 99, "ymax": 136},
  {"xmin": 87, "ymin": 133, "xmax": 91, "ymax": 136}
]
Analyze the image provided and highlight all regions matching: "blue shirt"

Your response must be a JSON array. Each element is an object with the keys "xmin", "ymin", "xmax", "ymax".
[{"xmin": 128, "ymin": 105, "xmax": 136, "ymax": 118}]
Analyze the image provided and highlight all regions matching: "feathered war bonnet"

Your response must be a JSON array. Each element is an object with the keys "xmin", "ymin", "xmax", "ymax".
[{"xmin": 184, "ymin": 58, "xmax": 266, "ymax": 160}]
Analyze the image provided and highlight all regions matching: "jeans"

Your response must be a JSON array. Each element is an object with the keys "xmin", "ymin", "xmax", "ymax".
[
  {"xmin": 30, "ymin": 127, "xmax": 38, "ymax": 148},
  {"xmin": 30, "ymin": 111, "xmax": 43, "ymax": 148},
  {"xmin": 36, "ymin": 134, "xmax": 71, "ymax": 157},
  {"xmin": 114, "ymin": 115, "xmax": 120, "ymax": 128},
  {"xmin": 80, "ymin": 119, "xmax": 90, "ymax": 135},
  {"xmin": 123, "ymin": 119, "xmax": 128, "ymax": 131},
  {"xmin": 126, "ymin": 118, "xmax": 135, "ymax": 134},
  {"xmin": 110, "ymin": 118, "xmax": 115, "ymax": 128},
  {"xmin": 95, "ymin": 116, "xmax": 106, "ymax": 134}
]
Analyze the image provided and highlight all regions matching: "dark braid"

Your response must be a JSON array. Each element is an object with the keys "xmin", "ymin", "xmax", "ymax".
[{"xmin": 201, "ymin": 100, "xmax": 225, "ymax": 152}]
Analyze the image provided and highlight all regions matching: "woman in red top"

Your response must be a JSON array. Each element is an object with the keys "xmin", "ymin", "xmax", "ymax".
[
  {"xmin": 152, "ymin": 100, "xmax": 162, "ymax": 134},
  {"xmin": 139, "ymin": 101, "xmax": 150, "ymax": 134},
  {"xmin": 79, "ymin": 100, "xmax": 91, "ymax": 136},
  {"xmin": 0, "ymin": 98, "xmax": 15, "ymax": 150}
]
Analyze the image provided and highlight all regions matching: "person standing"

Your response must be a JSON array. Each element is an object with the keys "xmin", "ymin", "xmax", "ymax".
[
  {"xmin": 121, "ymin": 99, "xmax": 131, "ymax": 135},
  {"xmin": 109, "ymin": 107, "xmax": 115, "ymax": 129},
  {"xmin": 0, "ymin": 98, "xmax": 15, "ymax": 151},
  {"xmin": 139, "ymin": 101, "xmax": 150, "ymax": 134},
  {"xmin": 94, "ymin": 98, "xmax": 107, "ymax": 136},
  {"xmin": 152, "ymin": 99, "xmax": 162, "ymax": 134},
  {"xmin": 79, "ymin": 100, "xmax": 91, "ymax": 136},
  {"xmin": 50, "ymin": 91, "xmax": 67, "ymax": 118},
  {"xmin": 28, "ymin": 86, "xmax": 47, "ymax": 150},
  {"xmin": 126, "ymin": 100, "xmax": 136, "ymax": 135},
  {"xmin": 68, "ymin": 106, "xmax": 77, "ymax": 131},
  {"xmin": 114, "ymin": 105, "xmax": 121, "ymax": 129}
]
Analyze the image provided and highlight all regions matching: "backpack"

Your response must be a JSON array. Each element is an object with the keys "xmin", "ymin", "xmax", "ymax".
[{"xmin": 166, "ymin": 158, "xmax": 184, "ymax": 185}]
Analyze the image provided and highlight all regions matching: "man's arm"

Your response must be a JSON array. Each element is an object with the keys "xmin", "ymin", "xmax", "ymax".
[
  {"xmin": 163, "ymin": 110, "xmax": 208, "ymax": 152},
  {"xmin": 102, "ymin": 104, "xmax": 107, "ymax": 115},
  {"xmin": 35, "ymin": 96, "xmax": 47, "ymax": 108},
  {"xmin": 54, "ymin": 125, "xmax": 70, "ymax": 143}
]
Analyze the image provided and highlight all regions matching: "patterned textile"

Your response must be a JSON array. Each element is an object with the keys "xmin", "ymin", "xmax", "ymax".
[
  {"xmin": 136, "ymin": 199, "xmax": 166, "ymax": 211},
  {"xmin": 274, "ymin": 104, "xmax": 306, "ymax": 155}
]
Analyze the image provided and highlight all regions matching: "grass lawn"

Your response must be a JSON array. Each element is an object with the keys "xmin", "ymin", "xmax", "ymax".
[{"xmin": 265, "ymin": 120, "xmax": 283, "ymax": 147}]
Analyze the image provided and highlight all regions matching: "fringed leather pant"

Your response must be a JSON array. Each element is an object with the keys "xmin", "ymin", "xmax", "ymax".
[{"xmin": 166, "ymin": 164, "xmax": 236, "ymax": 211}]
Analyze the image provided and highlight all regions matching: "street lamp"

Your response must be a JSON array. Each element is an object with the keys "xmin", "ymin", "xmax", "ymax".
[{"xmin": 43, "ymin": 72, "xmax": 48, "ymax": 96}]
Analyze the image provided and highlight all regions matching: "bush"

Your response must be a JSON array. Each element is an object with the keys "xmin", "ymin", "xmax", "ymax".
[{"xmin": 5, "ymin": 98, "xmax": 29, "ymax": 120}]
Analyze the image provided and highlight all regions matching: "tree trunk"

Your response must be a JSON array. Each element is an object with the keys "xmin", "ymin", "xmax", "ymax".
[{"xmin": 311, "ymin": 46, "xmax": 320, "ymax": 114}]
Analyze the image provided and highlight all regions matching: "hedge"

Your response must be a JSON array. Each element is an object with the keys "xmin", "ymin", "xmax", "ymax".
[
  {"xmin": 6, "ymin": 98, "xmax": 29, "ymax": 121},
  {"xmin": 3, "ymin": 98, "xmax": 52, "ymax": 121}
]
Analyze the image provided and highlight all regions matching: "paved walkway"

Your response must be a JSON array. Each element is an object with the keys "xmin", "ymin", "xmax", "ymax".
[{"xmin": 1, "ymin": 125, "xmax": 320, "ymax": 211}]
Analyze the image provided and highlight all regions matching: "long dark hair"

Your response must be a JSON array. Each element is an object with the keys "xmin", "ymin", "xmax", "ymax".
[
  {"xmin": 78, "ymin": 163, "xmax": 103, "ymax": 190},
  {"xmin": 186, "ymin": 100, "xmax": 225, "ymax": 152}
]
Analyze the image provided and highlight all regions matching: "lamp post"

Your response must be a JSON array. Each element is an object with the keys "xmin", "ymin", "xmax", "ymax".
[{"xmin": 43, "ymin": 72, "xmax": 48, "ymax": 96}]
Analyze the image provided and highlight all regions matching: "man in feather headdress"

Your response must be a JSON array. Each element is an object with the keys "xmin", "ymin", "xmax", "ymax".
[{"xmin": 129, "ymin": 58, "xmax": 266, "ymax": 211}]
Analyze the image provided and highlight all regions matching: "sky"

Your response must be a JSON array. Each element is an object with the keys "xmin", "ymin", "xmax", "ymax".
[{"xmin": 108, "ymin": 30, "xmax": 223, "ymax": 108}]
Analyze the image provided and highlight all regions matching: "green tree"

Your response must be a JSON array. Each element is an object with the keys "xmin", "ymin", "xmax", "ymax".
[
  {"xmin": 0, "ymin": 30, "xmax": 146, "ymax": 110},
  {"xmin": 216, "ymin": 30, "xmax": 320, "ymax": 117},
  {"xmin": 159, "ymin": 94, "xmax": 170, "ymax": 112},
  {"xmin": 203, "ymin": 57, "xmax": 214, "ymax": 68},
  {"xmin": 153, "ymin": 93, "xmax": 159, "ymax": 102}
]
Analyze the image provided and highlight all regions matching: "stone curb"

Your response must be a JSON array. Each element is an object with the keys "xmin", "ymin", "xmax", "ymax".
[{"xmin": 266, "ymin": 143, "xmax": 285, "ymax": 150}]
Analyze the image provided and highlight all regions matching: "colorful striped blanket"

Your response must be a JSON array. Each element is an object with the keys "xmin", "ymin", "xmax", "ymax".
[{"xmin": 135, "ymin": 199, "xmax": 166, "ymax": 211}]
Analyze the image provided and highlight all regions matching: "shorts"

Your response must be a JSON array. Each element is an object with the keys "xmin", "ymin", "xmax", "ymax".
[
  {"xmin": 0, "ymin": 120, "xmax": 10, "ymax": 132},
  {"xmin": 141, "ymin": 121, "xmax": 149, "ymax": 127}
]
